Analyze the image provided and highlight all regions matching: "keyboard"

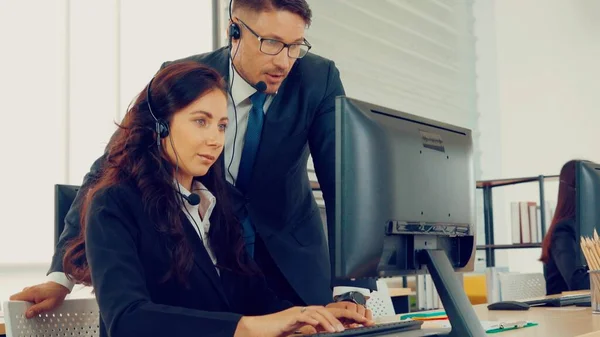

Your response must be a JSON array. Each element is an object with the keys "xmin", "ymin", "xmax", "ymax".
[
  {"xmin": 524, "ymin": 293, "xmax": 591, "ymax": 307},
  {"xmin": 304, "ymin": 320, "xmax": 423, "ymax": 336}
]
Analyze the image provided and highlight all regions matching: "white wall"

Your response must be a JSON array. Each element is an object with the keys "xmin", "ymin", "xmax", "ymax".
[
  {"xmin": 474, "ymin": 0, "xmax": 600, "ymax": 272},
  {"xmin": 0, "ymin": 0, "xmax": 213, "ymax": 271},
  {"xmin": 305, "ymin": 0, "xmax": 478, "ymax": 132},
  {"xmin": 303, "ymin": 0, "xmax": 480, "ymax": 213},
  {"xmin": 0, "ymin": 0, "xmax": 69, "ymax": 266}
]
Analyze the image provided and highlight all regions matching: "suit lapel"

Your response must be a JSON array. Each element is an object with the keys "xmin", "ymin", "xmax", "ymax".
[{"xmin": 179, "ymin": 213, "xmax": 231, "ymax": 308}]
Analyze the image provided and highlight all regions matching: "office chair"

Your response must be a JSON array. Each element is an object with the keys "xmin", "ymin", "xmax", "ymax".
[
  {"xmin": 3, "ymin": 298, "xmax": 99, "ymax": 337},
  {"xmin": 498, "ymin": 272, "xmax": 546, "ymax": 301},
  {"xmin": 54, "ymin": 184, "xmax": 80, "ymax": 248}
]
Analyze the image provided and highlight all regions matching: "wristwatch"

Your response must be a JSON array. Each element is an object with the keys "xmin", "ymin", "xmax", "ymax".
[{"xmin": 333, "ymin": 291, "xmax": 367, "ymax": 306}]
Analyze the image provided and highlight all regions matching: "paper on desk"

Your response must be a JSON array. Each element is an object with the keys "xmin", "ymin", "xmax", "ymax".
[
  {"xmin": 547, "ymin": 307, "xmax": 587, "ymax": 312},
  {"xmin": 424, "ymin": 320, "xmax": 537, "ymax": 333},
  {"xmin": 399, "ymin": 310, "xmax": 447, "ymax": 321}
]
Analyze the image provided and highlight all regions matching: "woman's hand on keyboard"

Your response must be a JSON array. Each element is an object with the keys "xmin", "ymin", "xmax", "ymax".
[
  {"xmin": 234, "ymin": 306, "xmax": 374, "ymax": 337},
  {"xmin": 325, "ymin": 302, "xmax": 373, "ymax": 323}
]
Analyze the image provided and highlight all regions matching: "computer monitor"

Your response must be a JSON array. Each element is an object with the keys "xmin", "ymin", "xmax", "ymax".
[
  {"xmin": 54, "ymin": 184, "xmax": 80, "ymax": 248},
  {"xmin": 333, "ymin": 96, "xmax": 484, "ymax": 337},
  {"xmin": 576, "ymin": 161, "xmax": 600, "ymax": 262}
]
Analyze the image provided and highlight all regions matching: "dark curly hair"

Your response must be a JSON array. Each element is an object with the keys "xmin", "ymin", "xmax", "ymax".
[{"xmin": 63, "ymin": 61, "xmax": 257, "ymax": 286}]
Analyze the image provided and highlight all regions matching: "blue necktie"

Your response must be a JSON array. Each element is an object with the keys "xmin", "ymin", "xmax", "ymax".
[{"xmin": 237, "ymin": 91, "xmax": 267, "ymax": 257}]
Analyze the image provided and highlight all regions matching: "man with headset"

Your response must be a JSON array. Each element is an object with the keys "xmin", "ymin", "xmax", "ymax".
[{"xmin": 11, "ymin": 0, "xmax": 375, "ymax": 317}]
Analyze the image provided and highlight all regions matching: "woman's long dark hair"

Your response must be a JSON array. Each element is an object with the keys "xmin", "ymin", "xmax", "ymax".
[
  {"xmin": 63, "ymin": 61, "xmax": 256, "ymax": 286},
  {"xmin": 540, "ymin": 160, "xmax": 580, "ymax": 263}
]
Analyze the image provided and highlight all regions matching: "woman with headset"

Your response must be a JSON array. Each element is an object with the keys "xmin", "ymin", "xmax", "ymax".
[
  {"xmin": 62, "ymin": 61, "xmax": 372, "ymax": 337},
  {"xmin": 540, "ymin": 160, "xmax": 590, "ymax": 295}
]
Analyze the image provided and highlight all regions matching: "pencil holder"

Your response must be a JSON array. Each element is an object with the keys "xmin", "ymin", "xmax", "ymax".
[{"xmin": 590, "ymin": 270, "xmax": 600, "ymax": 314}]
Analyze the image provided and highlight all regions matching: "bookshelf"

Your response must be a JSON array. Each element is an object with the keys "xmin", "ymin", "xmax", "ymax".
[
  {"xmin": 476, "ymin": 243, "xmax": 542, "ymax": 250},
  {"xmin": 476, "ymin": 175, "xmax": 559, "ymax": 267},
  {"xmin": 309, "ymin": 170, "xmax": 558, "ymax": 267}
]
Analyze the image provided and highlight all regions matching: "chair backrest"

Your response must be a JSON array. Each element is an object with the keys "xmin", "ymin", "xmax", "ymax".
[
  {"xmin": 498, "ymin": 272, "xmax": 546, "ymax": 301},
  {"xmin": 54, "ymin": 184, "xmax": 80, "ymax": 247},
  {"xmin": 3, "ymin": 298, "xmax": 99, "ymax": 337},
  {"xmin": 366, "ymin": 279, "xmax": 396, "ymax": 318}
]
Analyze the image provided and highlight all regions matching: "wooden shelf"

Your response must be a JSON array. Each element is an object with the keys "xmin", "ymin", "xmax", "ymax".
[
  {"xmin": 476, "ymin": 175, "xmax": 558, "ymax": 188},
  {"xmin": 476, "ymin": 243, "xmax": 542, "ymax": 250},
  {"xmin": 312, "ymin": 175, "xmax": 559, "ymax": 190},
  {"xmin": 388, "ymin": 287, "xmax": 416, "ymax": 297}
]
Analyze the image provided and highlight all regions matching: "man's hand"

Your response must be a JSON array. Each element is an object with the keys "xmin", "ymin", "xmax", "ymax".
[
  {"xmin": 10, "ymin": 281, "xmax": 70, "ymax": 318},
  {"xmin": 326, "ymin": 302, "xmax": 373, "ymax": 325}
]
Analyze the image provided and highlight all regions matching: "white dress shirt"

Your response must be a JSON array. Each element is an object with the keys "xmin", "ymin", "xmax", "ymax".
[
  {"xmin": 223, "ymin": 62, "xmax": 369, "ymax": 299},
  {"xmin": 224, "ymin": 61, "xmax": 274, "ymax": 184},
  {"xmin": 178, "ymin": 181, "xmax": 219, "ymax": 270}
]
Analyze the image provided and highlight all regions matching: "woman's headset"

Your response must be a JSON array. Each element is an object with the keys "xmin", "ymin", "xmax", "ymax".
[{"xmin": 146, "ymin": 77, "xmax": 169, "ymax": 146}]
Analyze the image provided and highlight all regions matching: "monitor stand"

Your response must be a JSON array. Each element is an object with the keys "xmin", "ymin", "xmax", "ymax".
[{"xmin": 414, "ymin": 249, "xmax": 486, "ymax": 337}]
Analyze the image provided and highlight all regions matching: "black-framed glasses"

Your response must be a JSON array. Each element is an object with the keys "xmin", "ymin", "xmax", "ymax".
[{"xmin": 236, "ymin": 18, "xmax": 311, "ymax": 59}]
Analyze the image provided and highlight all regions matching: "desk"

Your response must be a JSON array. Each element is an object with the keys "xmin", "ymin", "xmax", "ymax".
[
  {"xmin": 1, "ymin": 317, "xmax": 5, "ymax": 336},
  {"xmin": 377, "ymin": 304, "xmax": 600, "ymax": 336},
  {"xmin": 469, "ymin": 305, "xmax": 600, "ymax": 337},
  {"xmin": 2, "ymin": 305, "xmax": 598, "ymax": 337}
]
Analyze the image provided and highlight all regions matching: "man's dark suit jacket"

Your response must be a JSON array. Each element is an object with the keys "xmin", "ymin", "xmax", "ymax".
[
  {"xmin": 50, "ymin": 47, "xmax": 372, "ymax": 306},
  {"xmin": 544, "ymin": 217, "xmax": 590, "ymax": 295},
  {"xmin": 85, "ymin": 181, "xmax": 292, "ymax": 337}
]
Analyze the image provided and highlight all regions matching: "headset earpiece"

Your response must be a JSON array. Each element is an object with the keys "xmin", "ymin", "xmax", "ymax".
[
  {"xmin": 146, "ymin": 77, "xmax": 169, "ymax": 145},
  {"xmin": 229, "ymin": 22, "xmax": 241, "ymax": 40},
  {"xmin": 155, "ymin": 119, "xmax": 169, "ymax": 139}
]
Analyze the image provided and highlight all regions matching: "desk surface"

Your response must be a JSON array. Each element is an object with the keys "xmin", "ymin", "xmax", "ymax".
[
  {"xmin": 1, "ymin": 317, "xmax": 4, "ymax": 335},
  {"xmin": 468, "ymin": 304, "xmax": 600, "ymax": 337},
  {"xmin": 378, "ymin": 304, "xmax": 600, "ymax": 337}
]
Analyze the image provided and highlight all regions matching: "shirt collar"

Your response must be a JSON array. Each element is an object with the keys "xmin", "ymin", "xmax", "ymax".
[
  {"xmin": 228, "ymin": 59, "xmax": 277, "ymax": 104},
  {"xmin": 177, "ymin": 180, "xmax": 217, "ymax": 221},
  {"xmin": 229, "ymin": 59, "xmax": 258, "ymax": 104}
]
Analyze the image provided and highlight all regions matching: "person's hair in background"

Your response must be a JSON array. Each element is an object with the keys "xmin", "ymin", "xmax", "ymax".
[
  {"xmin": 63, "ymin": 62, "xmax": 257, "ymax": 286},
  {"xmin": 232, "ymin": 0, "xmax": 312, "ymax": 26},
  {"xmin": 540, "ymin": 159, "xmax": 586, "ymax": 263}
]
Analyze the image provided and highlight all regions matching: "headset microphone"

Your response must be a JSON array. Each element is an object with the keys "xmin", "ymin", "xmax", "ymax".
[
  {"xmin": 180, "ymin": 192, "xmax": 201, "ymax": 206},
  {"xmin": 255, "ymin": 81, "xmax": 267, "ymax": 93}
]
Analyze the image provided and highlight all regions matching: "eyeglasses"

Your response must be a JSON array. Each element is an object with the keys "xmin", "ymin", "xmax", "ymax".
[{"xmin": 236, "ymin": 18, "xmax": 312, "ymax": 59}]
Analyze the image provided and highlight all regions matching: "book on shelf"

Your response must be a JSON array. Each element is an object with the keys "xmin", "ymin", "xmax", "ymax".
[
  {"xmin": 307, "ymin": 159, "xmax": 317, "ymax": 184},
  {"xmin": 485, "ymin": 266, "xmax": 508, "ymax": 303},
  {"xmin": 313, "ymin": 189, "xmax": 325, "ymax": 208},
  {"xmin": 510, "ymin": 201, "xmax": 555, "ymax": 244},
  {"xmin": 416, "ymin": 274, "xmax": 443, "ymax": 311}
]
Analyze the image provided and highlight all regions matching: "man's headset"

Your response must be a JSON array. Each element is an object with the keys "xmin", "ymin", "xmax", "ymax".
[
  {"xmin": 226, "ymin": 0, "xmax": 267, "ymax": 185},
  {"xmin": 229, "ymin": 2, "xmax": 241, "ymax": 40}
]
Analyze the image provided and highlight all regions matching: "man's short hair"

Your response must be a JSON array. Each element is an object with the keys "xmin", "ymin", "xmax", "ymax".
[{"xmin": 232, "ymin": 0, "xmax": 312, "ymax": 26}]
